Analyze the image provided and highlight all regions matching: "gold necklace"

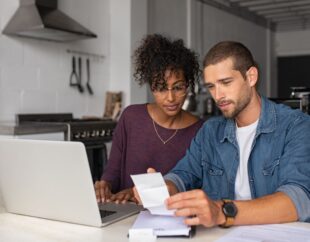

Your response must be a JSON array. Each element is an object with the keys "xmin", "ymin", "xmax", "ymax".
[{"xmin": 152, "ymin": 120, "xmax": 178, "ymax": 144}]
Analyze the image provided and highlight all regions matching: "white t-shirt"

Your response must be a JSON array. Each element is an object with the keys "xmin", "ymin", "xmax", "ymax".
[{"xmin": 235, "ymin": 120, "xmax": 258, "ymax": 200}]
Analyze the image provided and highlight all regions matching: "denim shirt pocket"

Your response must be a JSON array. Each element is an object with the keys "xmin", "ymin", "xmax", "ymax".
[
  {"xmin": 201, "ymin": 160, "xmax": 224, "ymax": 199},
  {"xmin": 262, "ymin": 158, "xmax": 280, "ymax": 176}
]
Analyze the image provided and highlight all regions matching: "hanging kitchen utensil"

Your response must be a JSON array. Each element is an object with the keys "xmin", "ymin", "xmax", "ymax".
[
  {"xmin": 69, "ymin": 56, "xmax": 79, "ymax": 88},
  {"xmin": 86, "ymin": 58, "xmax": 94, "ymax": 95},
  {"xmin": 77, "ymin": 57, "xmax": 84, "ymax": 93}
]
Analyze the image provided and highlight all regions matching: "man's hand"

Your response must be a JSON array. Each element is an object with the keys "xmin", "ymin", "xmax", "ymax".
[
  {"xmin": 110, "ymin": 188, "xmax": 138, "ymax": 204},
  {"xmin": 94, "ymin": 180, "xmax": 112, "ymax": 203},
  {"xmin": 166, "ymin": 189, "xmax": 225, "ymax": 227}
]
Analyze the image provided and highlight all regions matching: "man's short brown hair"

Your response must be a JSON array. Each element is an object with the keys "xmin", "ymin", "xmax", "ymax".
[{"xmin": 203, "ymin": 41, "xmax": 257, "ymax": 79}]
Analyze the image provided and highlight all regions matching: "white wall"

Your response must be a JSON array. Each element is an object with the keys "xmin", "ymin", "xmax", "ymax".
[
  {"xmin": 0, "ymin": 190, "xmax": 4, "ymax": 212},
  {"xmin": 146, "ymin": 0, "xmax": 276, "ymax": 97},
  {"xmin": 275, "ymin": 29, "xmax": 310, "ymax": 57},
  {"xmin": 0, "ymin": 0, "xmax": 149, "ymax": 121},
  {"xmin": 148, "ymin": 0, "xmax": 188, "ymax": 42},
  {"xmin": 130, "ymin": 0, "xmax": 148, "ymax": 104},
  {"xmin": 109, "ymin": 0, "xmax": 148, "ymax": 107},
  {"xmin": 0, "ymin": 0, "xmax": 111, "ymax": 121},
  {"xmin": 109, "ymin": 0, "xmax": 131, "ymax": 108},
  {"xmin": 194, "ymin": 2, "xmax": 274, "ymax": 96}
]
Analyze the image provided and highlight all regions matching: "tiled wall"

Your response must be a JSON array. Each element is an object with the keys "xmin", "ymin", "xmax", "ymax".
[{"xmin": 0, "ymin": 0, "xmax": 111, "ymax": 121}]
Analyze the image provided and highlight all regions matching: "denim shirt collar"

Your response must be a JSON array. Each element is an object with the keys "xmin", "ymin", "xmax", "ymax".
[{"xmin": 220, "ymin": 96, "xmax": 276, "ymax": 143}]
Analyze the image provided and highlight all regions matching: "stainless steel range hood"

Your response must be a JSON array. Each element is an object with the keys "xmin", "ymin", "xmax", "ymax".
[{"xmin": 2, "ymin": 0, "xmax": 97, "ymax": 42}]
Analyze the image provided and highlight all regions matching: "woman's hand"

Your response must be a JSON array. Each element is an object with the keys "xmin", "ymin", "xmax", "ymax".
[
  {"xmin": 110, "ymin": 188, "xmax": 138, "ymax": 204},
  {"xmin": 94, "ymin": 180, "xmax": 112, "ymax": 203}
]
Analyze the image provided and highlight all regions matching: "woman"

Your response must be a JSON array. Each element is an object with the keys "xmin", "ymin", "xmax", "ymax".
[{"xmin": 95, "ymin": 34, "xmax": 204, "ymax": 203}]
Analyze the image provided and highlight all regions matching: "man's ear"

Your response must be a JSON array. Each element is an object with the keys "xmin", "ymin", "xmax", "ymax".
[{"xmin": 246, "ymin": 66, "xmax": 258, "ymax": 87}]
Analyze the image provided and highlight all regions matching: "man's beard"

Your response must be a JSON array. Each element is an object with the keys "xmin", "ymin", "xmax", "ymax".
[{"xmin": 218, "ymin": 91, "xmax": 252, "ymax": 119}]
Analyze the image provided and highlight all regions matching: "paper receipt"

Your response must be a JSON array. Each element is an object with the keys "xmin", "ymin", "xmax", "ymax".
[{"xmin": 131, "ymin": 172, "xmax": 174, "ymax": 216}]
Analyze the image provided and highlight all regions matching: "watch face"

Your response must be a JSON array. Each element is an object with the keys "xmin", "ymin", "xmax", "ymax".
[{"xmin": 223, "ymin": 202, "xmax": 238, "ymax": 217}]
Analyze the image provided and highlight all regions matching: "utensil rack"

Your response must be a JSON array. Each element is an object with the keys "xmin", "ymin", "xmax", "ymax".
[{"xmin": 67, "ymin": 49, "xmax": 104, "ymax": 62}]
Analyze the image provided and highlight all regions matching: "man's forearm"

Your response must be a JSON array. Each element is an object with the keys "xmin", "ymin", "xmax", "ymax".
[{"xmin": 233, "ymin": 192, "xmax": 298, "ymax": 225}]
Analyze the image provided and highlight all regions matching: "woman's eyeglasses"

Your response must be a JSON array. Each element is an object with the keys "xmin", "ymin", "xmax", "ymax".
[{"xmin": 153, "ymin": 83, "xmax": 188, "ymax": 98}]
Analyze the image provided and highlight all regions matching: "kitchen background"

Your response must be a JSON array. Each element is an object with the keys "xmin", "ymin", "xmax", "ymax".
[
  {"xmin": 0, "ymin": 0, "xmax": 310, "ymax": 207},
  {"xmin": 1, "ymin": 0, "xmax": 310, "ymax": 121}
]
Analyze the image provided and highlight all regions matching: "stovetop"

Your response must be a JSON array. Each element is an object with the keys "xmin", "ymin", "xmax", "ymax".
[{"xmin": 16, "ymin": 113, "xmax": 117, "ymax": 142}]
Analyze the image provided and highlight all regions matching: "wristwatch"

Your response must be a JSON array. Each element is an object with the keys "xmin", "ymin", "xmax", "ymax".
[{"xmin": 220, "ymin": 199, "xmax": 238, "ymax": 228}]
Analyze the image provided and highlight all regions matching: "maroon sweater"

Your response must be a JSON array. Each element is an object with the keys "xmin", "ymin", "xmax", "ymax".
[{"xmin": 101, "ymin": 104, "xmax": 204, "ymax": 192}]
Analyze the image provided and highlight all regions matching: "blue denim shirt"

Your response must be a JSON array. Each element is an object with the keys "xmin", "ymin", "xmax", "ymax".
[{"xmin": 165, "ymin": 96, "xmax": 310, "ymax": 222}]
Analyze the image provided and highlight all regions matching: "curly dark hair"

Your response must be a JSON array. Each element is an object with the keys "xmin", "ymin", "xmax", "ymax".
[{"xmin": 133, "ymin": 34, "xmax": 200, "ymax": 94}]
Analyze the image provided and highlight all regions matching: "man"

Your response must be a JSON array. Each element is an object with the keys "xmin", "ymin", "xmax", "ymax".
[{"xmin": 141, "ymin": 41, "xmax": 310, "ymax": 228}]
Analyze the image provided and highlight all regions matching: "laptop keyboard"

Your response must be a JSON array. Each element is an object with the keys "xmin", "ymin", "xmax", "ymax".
[{"xmin": 100, "ymin": 209, "xmax": 117, "ymax": 218}]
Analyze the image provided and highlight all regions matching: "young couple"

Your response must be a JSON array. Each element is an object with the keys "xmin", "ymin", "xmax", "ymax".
[{"xmin": 96, "ymin": 34, "xmax": 310, "ymax": 227}]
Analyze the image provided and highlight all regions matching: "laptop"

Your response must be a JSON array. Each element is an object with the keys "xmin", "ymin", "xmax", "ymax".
[{"xmin": 0, "ymin": 139, "xmax": 143, "ymax": 227}]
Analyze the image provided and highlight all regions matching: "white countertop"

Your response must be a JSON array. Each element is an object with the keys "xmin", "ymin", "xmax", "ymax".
[
  {"xmin": 0, "ymin": 188, "xmax": 229, "ymax": 242},
  {"xmin": 0, "ymin": 198, "xmax": 309, "ymax": 242},
  {"xmin": 0, "ymin": 212, "xmax": 230, "ymax": 242}
]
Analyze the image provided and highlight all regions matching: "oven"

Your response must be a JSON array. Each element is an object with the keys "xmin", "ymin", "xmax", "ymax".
[{"xmin": 17, "ymin": 113, "xmax": 117, "ymax": 182}]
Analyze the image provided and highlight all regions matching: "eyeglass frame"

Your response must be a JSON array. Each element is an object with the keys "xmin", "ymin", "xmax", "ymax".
[{"xmin": 152, "ymin": 83, "xmax": 189, "ymax": 98}]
